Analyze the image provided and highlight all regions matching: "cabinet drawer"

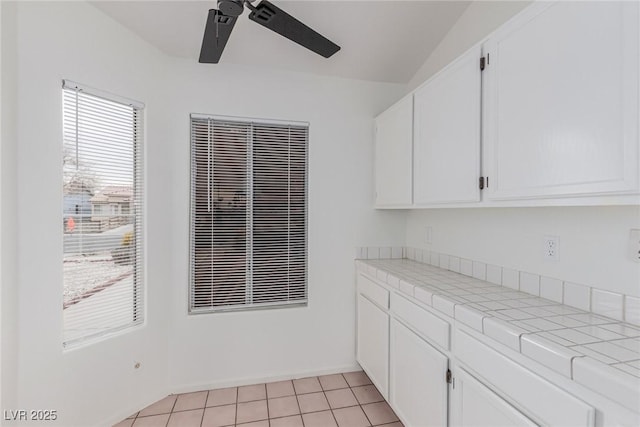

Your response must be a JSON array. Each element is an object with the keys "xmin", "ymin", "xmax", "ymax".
[
  {"xmin": 456, "ymin": 330, "xmax": 595, "ymax": 427},
  {"xmin": 358, "ymin": 274, "xmax": 389, "ymax": 309},
  {"xmin": 390, "ymin": 293, "xmax": 450, "ymax": 350}
]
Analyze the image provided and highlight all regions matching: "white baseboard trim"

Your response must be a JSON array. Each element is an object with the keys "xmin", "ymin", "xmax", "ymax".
[
  {"xmin": 170, "ymin": 363, "xmax": 363, "ymax": 395},
  {"xmin": 103, "ymin": 387, "xmax": 171, "ymax": 427}
]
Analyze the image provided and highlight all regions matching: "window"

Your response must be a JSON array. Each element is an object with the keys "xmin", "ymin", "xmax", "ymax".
[
  {"xmin": 190, "ymin": 115, "xmax": 308, "ymax": 313},
  {"xmin": 62, "ymin": 80, "xmax": 144, "ymax": 347}
]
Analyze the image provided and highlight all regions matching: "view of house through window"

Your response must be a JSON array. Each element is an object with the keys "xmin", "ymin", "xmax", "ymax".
[
  {"xmin": 62, "ymin": 81, "xmax": 144, "ymax": 347},
  {"xmin": 190, "ymin": 116, "xmax": 308, "ymax": 313}
]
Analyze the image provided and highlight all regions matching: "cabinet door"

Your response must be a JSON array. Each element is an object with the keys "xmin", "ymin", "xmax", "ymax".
[
  {"xmin": 357, "ymin": 295, "xmax": 389, "ymax": 398},
  {"xmin": 374, "ymin": 95, "xmax": 413, "ymax": 207},
  {"xmin": 413, "ymin": 46, "xmax": 482, "ymax": 205},
  {"xmin": 483, "ymin": 1, "xmax": 640, "ymax": 200},
  {"xmin": 389, "ymin": 319, "xmax": 448, "ymax": 427},
  {"xmin": 451, "ymin": 368, "xmax": 537, "ymax": 427}
]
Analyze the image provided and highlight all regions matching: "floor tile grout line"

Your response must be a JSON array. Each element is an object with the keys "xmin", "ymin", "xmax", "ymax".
[
  {"xmin": 292, "ymin": 392, "xmax": 306, "ymax": 427},
  {"xmin": 161, "ymin": 396, "xmax": 179, "ymax": 427},
  {"xmin": 359, "ymin": 402, "xmax": 375, "ymax": 427},
  {"xmin": 326, "ymin": 396, "xmax": 340, "ymax": 427},
  {"xmin": 234, "ymin": 387, "xmax": 239, "ymax": 426},
  {"xmin": 198, "ymin": 391, "xmax": 209, "ymax": 427},
  {"xmin": 123, "ymin": 372, "xmax": 392, "ymax": 427},
  {"xmin": 265, "ymin": 386, "xmax": 271, "ymax": 424}
]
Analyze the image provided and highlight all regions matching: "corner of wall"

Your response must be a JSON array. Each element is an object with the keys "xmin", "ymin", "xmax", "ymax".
[
  {"xmin": 406, "ymin": 0, "xmax": 532, "ymax": 93},
  {"xmin": 1, "ymin": 0, "xmax": 20, "ymax": 417}
]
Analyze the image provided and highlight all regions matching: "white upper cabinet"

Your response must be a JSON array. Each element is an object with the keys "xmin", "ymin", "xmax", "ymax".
[
  {"xmin": 413, "ymin": 46, "xmax": 482, "ymax": 205},
  {"xmin": 482, "ymin": 1, "xmax": 640, "ymax": 200},
  {"xmin": 374, "ymin": 95, "xmax": 413, "ymax": 207}
]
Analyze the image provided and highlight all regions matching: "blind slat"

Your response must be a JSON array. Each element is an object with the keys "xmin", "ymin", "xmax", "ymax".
[
  {"xmin": 62, "ymin": 84, "xmax": 144, "ymax": 347},
  {"xmin": 190, "ymin": 116, "xmax": 308, "ymax": 312}
]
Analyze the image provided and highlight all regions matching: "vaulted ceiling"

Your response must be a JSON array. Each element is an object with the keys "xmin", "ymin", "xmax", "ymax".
[{"xmin": 92, "ymin": 0, "xmax": 471, "ymax": 83}]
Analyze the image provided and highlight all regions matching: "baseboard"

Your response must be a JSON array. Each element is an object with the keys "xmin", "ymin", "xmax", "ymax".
[
  {"xmin": 102, "ymin": 387, "xmax": 170, "ymax": 427},
  {"xmin": 170, "ymin": 362, "xmax": 363, "ymax": 395}
]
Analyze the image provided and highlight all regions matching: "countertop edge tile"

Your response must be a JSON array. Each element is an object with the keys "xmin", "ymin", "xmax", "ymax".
[
  {"xmin": 399, "ymin": 280, "xmax": 415, "ymax": 297},
  {"xmin": 483, "ymin": 317, "xmax": 526, "ymax": 351},
  {"xmin": 414, "ymin": 286, "xmax": 433, "ymax": 307},
  {"xmin": 455, "ymin": 305, "xmax": 486, "ymax": 333},
  {"xmin": 386, "ymin": 273, "xmax": 400, "ymax": 290},
  {"xmin": 432, "ymin": 294, "xmax": 456, "ymax": 318},
  {"xmin": 573, "ymin": 357, "xmax": 640, "ymax": 413},
  {"xmin": 520, "ymin": 334, "xmax": 582, "ymax": 378}
]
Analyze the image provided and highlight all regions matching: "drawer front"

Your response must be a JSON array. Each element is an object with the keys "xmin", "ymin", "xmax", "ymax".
[
  {"xmin": 390, "ymin": 292, "xmax": 450, "ymax": 350},
  {"xmin": 456, "ymin": 330, "xmax": 595, "ymax": 427},
  {"xmin": 358, "ymin": 274, "xmax": 389, "ymax": 309}
]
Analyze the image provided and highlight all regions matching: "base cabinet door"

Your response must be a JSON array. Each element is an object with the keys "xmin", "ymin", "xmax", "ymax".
[
  {"xmin": 357, "ymin": 295, "xmax": 389, "ymax": 398},
  {"xmin": 451, "ymin": 368, "xmax": 537, "ymax": 427},
  {"xmin": 389, "ymin": 319, "xmax": 449, "ymax": 427}
]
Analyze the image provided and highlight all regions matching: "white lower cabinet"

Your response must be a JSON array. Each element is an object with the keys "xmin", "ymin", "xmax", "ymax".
[
  {"xmin": 389, "ymin": 319, "xmax": 449, "ymax": 427},
  {"xmin": 451, "ymin": 368, "xmax": 536, "ymax": 427},
  {"xmin": 455, "ymin": 329, "xmax": 595, "ymax": 426},
  {"xmin": 355, "ymin": 272, "xmax": 597, "ymax": 427},
  {"xmin": 356, "ymin": 294, "xmax": 389, "ymax": 398}
]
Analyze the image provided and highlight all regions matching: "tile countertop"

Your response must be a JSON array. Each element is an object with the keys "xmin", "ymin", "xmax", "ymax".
[{"xmin": 356, "ymin": 258, "xmax": 640, "ymax": 413}]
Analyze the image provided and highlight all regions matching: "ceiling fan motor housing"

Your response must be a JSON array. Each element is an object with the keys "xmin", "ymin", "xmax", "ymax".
[
  {"xmin": 200, "ymin": 0, "xmax": 341, "ymax": 63},
  {"xmin": 218, "ymin": 0, "xmax": 244, "ymax": 17}
]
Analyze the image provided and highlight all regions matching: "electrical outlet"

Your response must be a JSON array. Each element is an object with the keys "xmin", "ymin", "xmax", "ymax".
[
  {"xmin": 543, "ymin": 235, "xmax": 560, "ymax": 261},
  {"xmin": 425, "ymin": 226, "xmax": 433, "ymax": 245},
  {"xmin": 629, "ymin": 229, "xmax": 640, "ymax": 263}
]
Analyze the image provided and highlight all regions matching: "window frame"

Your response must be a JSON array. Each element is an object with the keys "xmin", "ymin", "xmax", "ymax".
[
  {"xmin": 188, "ymin": 114, "xmax": 309, "ymax": 315},
  {"xmin": 61, "ymin": 80, "xmax": 146, "ymax": 348}
]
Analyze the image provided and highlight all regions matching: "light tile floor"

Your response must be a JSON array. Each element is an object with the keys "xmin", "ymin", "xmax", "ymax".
[{"xmin": 114, "ymin": 371, "xmax": 402, "ymax": 427}]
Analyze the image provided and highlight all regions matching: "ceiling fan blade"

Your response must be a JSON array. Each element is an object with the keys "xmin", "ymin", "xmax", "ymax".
[
  {"xmin": 199, "ymin": 9, "xmax": 238, "ymax": 64},
  {"xmin": 248, "ymin": 0, "xmax": 340, "ymax": 58}
]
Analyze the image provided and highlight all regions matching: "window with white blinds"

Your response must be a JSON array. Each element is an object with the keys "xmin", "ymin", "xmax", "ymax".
[
  {"xmin": 62, "ymin": 80, "xmax": 144, "ymax": 347},
  {"xmin": 190, "ymin": 115, "xmax": 308, "ymax": 313}
]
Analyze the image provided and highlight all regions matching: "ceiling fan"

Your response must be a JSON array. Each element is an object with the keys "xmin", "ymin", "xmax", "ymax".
[{"xmin": 199, "ymin": 0, "xmax": 341, "ymax": 64}]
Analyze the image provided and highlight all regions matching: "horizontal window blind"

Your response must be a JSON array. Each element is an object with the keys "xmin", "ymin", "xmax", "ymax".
[
  {"xmin": 62, "ymin": 80, "xmax": 144, "ymax": 347},
  {"xmin": 190, "ymin": 116, "xmax": 308, "ymax": 313}
]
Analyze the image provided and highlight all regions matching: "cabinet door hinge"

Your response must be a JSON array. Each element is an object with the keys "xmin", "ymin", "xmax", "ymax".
[
  {"xmin": 480, "ymin": 56, "xmax": 486, "ymax": 71},
  {"xmin": 446, "ymin": 369, "xmax": 452, "ymax": 384},
  {"xmin": 479, "ymin": 176, "xmax": 485, "ymax": 190}
]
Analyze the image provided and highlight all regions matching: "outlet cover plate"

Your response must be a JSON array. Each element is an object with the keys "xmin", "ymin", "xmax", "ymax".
[
  {"xmin": 543, "ymin": 235, "xmax": 560, "ymax": 262},
  {"xmin": 630, "ymin": 229, "xmax": 640, "ymax": 263},
  {"xmin": 425, "ymin": 226, "xmax": 433, "ymax": 245}
]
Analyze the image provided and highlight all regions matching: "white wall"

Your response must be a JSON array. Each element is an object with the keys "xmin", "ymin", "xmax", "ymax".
[
  {"xmin": 404, "ymin": 0, "xmax": 640, "ymax": 298},
  {"xmin": 408, "ymin": 0, "xmax": 531, "ymax": 92},
  {"xmin": 8, "ymin": 2, "xmax": 172, "ymax": 425},
  {"xmin": 406, "ymin": 207, "xmax": 640, "ymax": 297},
  {"xmin": 407, "ymin": 0, "xmax": 532, "ymax": 92},
  {"xmin": 1, "ymin": 0, "xmax": 20, "ymax": 416},
  {"xmin": 165, "ymin": 61, "xmax": 406, "ymax": 391},
  {"xmin": 3, "ymin": 1, "xmax": 407, "ymax": 425}
]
